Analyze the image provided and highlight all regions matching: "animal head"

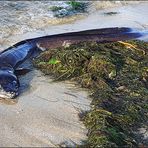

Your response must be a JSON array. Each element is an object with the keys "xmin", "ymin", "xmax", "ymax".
[{"xmin": 0, "ymin": 71, "xmax": 19, "ymax": 99}]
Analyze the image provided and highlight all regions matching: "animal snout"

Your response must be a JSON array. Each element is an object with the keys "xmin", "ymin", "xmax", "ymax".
[{"xmin": 3, "ymin": 85, "xmax": 18, "ymax": 93}]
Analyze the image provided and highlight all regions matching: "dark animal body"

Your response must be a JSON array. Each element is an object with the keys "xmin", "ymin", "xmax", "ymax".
[{"xmin": 0, "ymin": 27, "xmax": 146, "ymax": 99}]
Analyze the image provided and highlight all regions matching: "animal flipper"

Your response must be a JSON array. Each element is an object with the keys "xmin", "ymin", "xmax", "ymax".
[{"xmin": 15, "ymin": 68, "xmax": 31, "ymax": 76}]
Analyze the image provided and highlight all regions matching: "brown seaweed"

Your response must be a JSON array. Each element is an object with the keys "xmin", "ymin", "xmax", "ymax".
[{"xmin": 34, "ymin": 40, "xmax": 148, "ymax": 147}]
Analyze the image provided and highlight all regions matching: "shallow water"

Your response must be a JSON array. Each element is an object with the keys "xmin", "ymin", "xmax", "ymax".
[{"xmin": 0, "ymin": 1, "xmax": 148, "ymax": 147}]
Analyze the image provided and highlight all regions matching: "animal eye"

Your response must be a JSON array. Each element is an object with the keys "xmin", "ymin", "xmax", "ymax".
[
  {"xmin": 13, "ymin": 81, "xmax": 16, "ymax": 84},
  {"xmin": 12, "ymin": 81, "xmax": 18, "ymax": 87}
]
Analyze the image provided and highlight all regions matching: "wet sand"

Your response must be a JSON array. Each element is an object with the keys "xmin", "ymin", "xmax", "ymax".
[
  {"xmin": 0, "ymin": 68, "xmax": 90, "ymax": 147},
  {"xmin": 0, "ymin": 2, "xmax": 148, "ymax": 147}
]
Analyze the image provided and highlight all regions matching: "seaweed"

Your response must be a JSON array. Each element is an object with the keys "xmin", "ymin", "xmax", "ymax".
[
  {"xmin": 49, "ymin": 6, "xmax": 64, "ymax": 12},
  {"xmin": 104, "ymin": 12, "xmax": 119, "ymax": 15},
  {"xmin": 33, "ymin": 40, "xmax": 148, "ymax": 147},
  {"xmin": 67, "ymin": 0, "xmax": 88, "ymax": 12},
  {"xmin": 49, "ymin": 1, "xmax": 88, "ymax": 18}
]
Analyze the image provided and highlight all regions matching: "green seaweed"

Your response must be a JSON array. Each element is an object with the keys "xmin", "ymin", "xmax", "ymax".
[
  {"xmin": 67, "ymin": 0, "xmax": 87, "ymax": 11},
  {"xmin": 50, "ymin": 1, "xmax": 88, "ymax": 18},
  {"xmin": 33, "ymin": 40, "xmax": 148, "ymax": 147},
  {"xmin": 50, "ymin": 6, "xmax": 64, "ymax": 12}
]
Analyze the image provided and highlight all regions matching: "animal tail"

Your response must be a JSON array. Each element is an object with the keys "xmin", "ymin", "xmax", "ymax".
[
  {"xmin": 137, "ymin": 30, "xmax": 148, "ymax": 40},
  {"xmin": 59, "ymin": 27, "xmax": 133, "ymax": 36},
  {"xmin": 62, "ymin": 28, "xmax": 147, "ymax": 43},
  {"xmin": 34, "ymin": 27, "xmax": 147, "ymax": 50},
  {"xmin": 89, "ymin": 31, "xmax": 146, "ymax": 42}
]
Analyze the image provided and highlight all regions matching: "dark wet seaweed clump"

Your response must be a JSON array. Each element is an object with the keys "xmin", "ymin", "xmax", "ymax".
[{"xmin": 34, "ymin": 40, "xmax": 148, "ymax": 147}]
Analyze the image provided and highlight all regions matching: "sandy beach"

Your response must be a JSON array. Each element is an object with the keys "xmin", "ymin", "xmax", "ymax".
[
  {"xmin": 0, "ymin": 67, "xmax": 90, "ymax": 146},
  {"xmin": 0, "ymin": 1, "xmax": 148, "ymax": 147}
]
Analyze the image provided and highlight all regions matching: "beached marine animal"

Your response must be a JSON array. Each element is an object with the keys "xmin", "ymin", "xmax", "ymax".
[{"xmin": 0, "ymin": 27, "xmax": 146, "ymax": 99}]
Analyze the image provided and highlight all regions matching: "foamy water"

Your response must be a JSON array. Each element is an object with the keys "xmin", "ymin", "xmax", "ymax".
[{"xmin": 0, "ymin": 1, "xmax": 65, "ymax": 43}]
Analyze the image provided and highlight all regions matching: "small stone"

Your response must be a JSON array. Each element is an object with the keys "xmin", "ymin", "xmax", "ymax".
[{"xmin": 116, "ymin": 86, "xmax": 126, "ymax": 91}]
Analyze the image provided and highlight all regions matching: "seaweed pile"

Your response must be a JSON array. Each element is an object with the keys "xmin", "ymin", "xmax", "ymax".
[{"xmin": 34, "ymin": 40, "xmax": 148, "ymax": 147}]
